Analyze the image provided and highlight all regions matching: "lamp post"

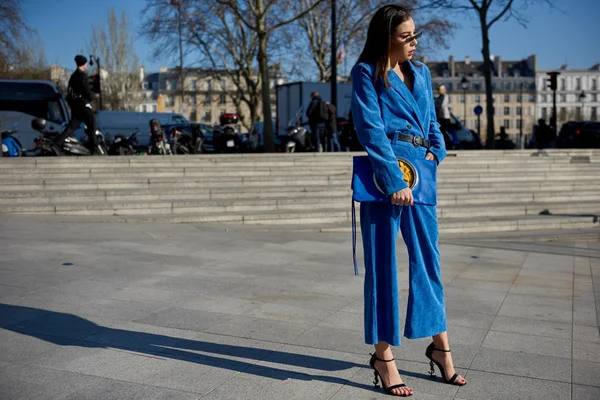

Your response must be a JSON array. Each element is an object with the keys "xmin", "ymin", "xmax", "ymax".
[
  {"xmin": 330, "ymin": 0, "xmax": 337, "ymax": 109},
  {"xmin": 579, "ymin": 90, "xmax": 587, "ymax": 120},
  {"xmin": 460, "ymin": 76, "xmax": 469, "ymax": 126},
  {"xmin": 170, "ymin": 0, "xmax": 185, "ymax": 112}
]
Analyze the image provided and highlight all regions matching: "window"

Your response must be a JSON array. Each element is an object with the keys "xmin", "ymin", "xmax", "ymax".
[
  {"xmin": 514, "ymin": 71, "xmax": 521, "ymax": 77},
  {"xmin": 516, "ymin": 94, "xmax": 522, "ymax": 102},
  {"xmin": 560, "ymin": 94, "xmax": 566, "ymax": 102},
  {"xmin": 592, "ymin": 94, "xmax": 598, "ymax": 102},
  {"xmin": 559, "ymin": 107, "xmax": 567, "ymax": 121},
  {"xmin": 474, "ymin": 95, "xmax": 481, "ymax": 103},
  {"xmin": 504, "ymin": 107, "xmax": 510, "ymax": 115},
  {"xmin": 516, "ymin": 106, "xmax": 522, "ymax": 115},
  {"xmin": 576, "ymin": 107, "xmax": 582, "ymax": 119},
  {"xmin": 221, "ymin": 79, "xmax": 227, "ymax": 90},
  {"xmin": 191, "ymin": 80, "xmax": 197, "ymax": 90},
  {"xmin": 516, "ymin": 120, "xmax": 522, "ymax": 129},
  {"xmin": 592, "ymin": 79, "xmax": 597, "ymax": 91},
  {"xmin": 190, "ymin": 110, "xmax": 197, "ymax": 122},
  {"xmin": 166, "ymin": 95, "xmax": 174, "ymax": 106},
  {"xmin": 447, "ymin": 96, "xmax": 452, "ymax": 103},
  {"xmin": 443, "ymin": 71, "xmax": 449, "ymax": 78},
  {"xmin": 504, "ymin": 82, "xmax": 512, "ymax": 90},
  {"xmin": 541, "ymin": 108, "xmax": 548, "ymax": 120},
  {"xmin": 167, "ymin": 80, "xmax": 176, "ymax": 91},
  {"xmin": 446, "ymin": 83, "xmax": 453, "ymax": 91},
  {"xmin": 503, "ymin": 119, "xmax": 511, "ymax": 129},
  {"xmin": 204, "ymin": 110, "xmax": 211, "ymax": 121},
  {"xmin": 142, "ymin": 105, "xmax": 147, "ymax": 112},
  {"xmin": 575, "ymin": 78, "xmax": 581, "ymax": 91},
  {"xmin": 190, "ymin": 94, "xmax": 196, "ymax": 105},
  {"xmin": 592, "ymin": 107, "xmax": 597, "ymax": 120},
  {"xmin": 152, "ymin": 105, "xmax": 157, "ymax": 112},
  {"xmin": 529, "ymin": 94, "xmax": 536, "ymax": 102},
  {"xmin": 205, "ymin": 93, "xmax": 211, "ymax": 103},
  {"xmin": 504, "ymin": 94, "xmax": 510, "ymax": 102},
  {"xmin": 560, "ymin": 78, "xmax": 566, "ymax": 91},
  {"xmin": 152, "ymin": 82, "xmax": 158, "ymax": 90},
  {"xmin": 142, "ymin": 82, "xmax": 149, "ymax": 90},
  {"xmin": 473, "ymin": 83, "xmax": 481, "ymax": 91},
  {"xmin": 205, "ymin": 80, "xmax": 212, "ymax": 92},
  {"xmin": 219, "ymin": 94, "xmax": 226, "ymax": 104}
]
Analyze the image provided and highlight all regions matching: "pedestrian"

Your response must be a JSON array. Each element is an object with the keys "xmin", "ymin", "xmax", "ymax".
[
  {"xmin": 350, "ymin": 4, "xmax": 466, "ymax": 397},
  {"xmin": 325, "ymin": 101, "xmax": 341, "ymax": 152},
  {"xmin": 534, "ymin": 119, "xmax": 552, "ymax": 149},
  {"xmin": 56, "ymin": 55, "xmax": 99, "ymax": 154},
  {"xmin": 306, "ymin": 92, "xmax": 328, "ymax": 152},
  {"xmin": 434, "ymin": 84, "xmax": 450, "ymax": 134}
]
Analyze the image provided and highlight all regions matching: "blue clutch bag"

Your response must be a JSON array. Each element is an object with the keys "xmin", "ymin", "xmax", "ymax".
[{"xmin": 351, "ymin": 155, "xmax": 438, "ymax": 206}]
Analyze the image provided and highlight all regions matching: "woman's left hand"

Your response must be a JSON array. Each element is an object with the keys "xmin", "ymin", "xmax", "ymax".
[{"xmin": 425, "ymin": 152, "xmax": 437, "ymax": 162}]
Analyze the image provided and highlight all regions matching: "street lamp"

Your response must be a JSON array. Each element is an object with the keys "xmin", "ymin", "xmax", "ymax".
[
  {"xmin": 460, "ymin": 76, "xmax": 469, "ymax": 125},
  {"xmin": 519, "ymin": 82, "xmax": 524, "ymax": 149},
  {"xmin": 170, "ymin": 0, "xmax": 185, "ymax": 112},
  {"xmin": 579, "ymin": 90, "xmax": 587, "ymax": 120}
]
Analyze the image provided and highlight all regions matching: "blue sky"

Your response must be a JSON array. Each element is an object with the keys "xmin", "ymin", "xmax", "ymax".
[{"xmin": 22, "ymin": 0, "xmax": 600, "ymax": 75}]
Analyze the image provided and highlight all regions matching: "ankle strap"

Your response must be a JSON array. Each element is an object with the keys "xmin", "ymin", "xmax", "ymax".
[
  {"xmin": 434, "ymin": 347, "xmax": 451, "ymax": 352},
  {"xmin": 370, "ymin": 353, "xmax": 395, "ymax": 362}
]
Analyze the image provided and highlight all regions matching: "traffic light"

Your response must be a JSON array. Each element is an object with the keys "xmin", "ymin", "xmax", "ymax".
[
  {"xmin": 546, "ymin": 71, "xmax": 560, "ymax": 91},
  {"xmin": 89, "ymin": 74, "xmax": 101, "ymax": 94}
]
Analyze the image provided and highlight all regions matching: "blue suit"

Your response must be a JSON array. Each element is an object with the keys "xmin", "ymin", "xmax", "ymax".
[{"xmin": 351, "ymin": 61, "xmax": 447, "ymax": 346}]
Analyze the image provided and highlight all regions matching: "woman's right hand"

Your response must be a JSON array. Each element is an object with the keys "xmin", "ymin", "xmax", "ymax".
[{"xmin": 390, "ymin": 188, "xmax": 414, "ymax": 206}]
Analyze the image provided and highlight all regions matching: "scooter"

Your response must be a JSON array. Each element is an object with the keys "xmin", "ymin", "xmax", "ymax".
[
  {"xmin": 213, "ymin": 113, "xmax": 241, "ymax": 153},
  {"xmin": 168, "ymin": 126, "xmax": 204, "ymax": 155},
  {"xmin": 1, "ymin": 123, "xmax": 23, "ymax": 157},
  {"xmin": 108, "ymin": 131, "xmax": 139, "ymax": 156},
  {"xmin": 282, "ymin": 108, "xmax": 314, "ymax": 153},
  {"xmin": 32, "ymin": 118, "xmax": 107, "ymax": 156}
]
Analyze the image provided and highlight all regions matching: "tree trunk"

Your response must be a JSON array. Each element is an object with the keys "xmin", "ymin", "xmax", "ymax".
[
  {"xmin": 480, "ymin": 20, "xmax": 495, "ymax": 149},
  {"xmin": 258, "ymin": 31, "xmax": 274, "ymax": 152}
]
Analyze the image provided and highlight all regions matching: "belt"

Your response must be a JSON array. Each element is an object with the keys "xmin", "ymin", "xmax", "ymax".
[{"xmin": 388, "ymin": 133, "xmax": 430, "ymax": 149}]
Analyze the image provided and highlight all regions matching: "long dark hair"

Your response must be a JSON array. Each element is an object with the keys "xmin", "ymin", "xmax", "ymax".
[{"xmin": 356, "ymin": 4, "xmax": 413, "ymax": 89}]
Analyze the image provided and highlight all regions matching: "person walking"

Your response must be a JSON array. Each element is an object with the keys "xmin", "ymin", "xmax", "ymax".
[
  {"xmin": 56, "ymin": 55, "xmax": 99, "ymax": 153},
  {"xmin": 325, "ymin": 101, "xmax": 341, "ymax": 152},
  {"xmin": 306, "ymin": 92, "xmax": 328, "ymax": 152},
  {"xmin": 350, "ymin": 5, "xmax": 466, "ymax": 397},
  {"xmin": 434, "ymin": 84, "xmax": 450, "ymax": 134}
]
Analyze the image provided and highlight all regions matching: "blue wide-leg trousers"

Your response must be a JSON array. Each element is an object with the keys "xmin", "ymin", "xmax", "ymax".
[{"xmin": 360, "ymin": 144, "xmax": 447, "ymax": 346}]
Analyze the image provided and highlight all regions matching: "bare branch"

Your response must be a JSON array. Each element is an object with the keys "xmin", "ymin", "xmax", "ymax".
[{"xmin": 487, "ymin": 0, "xmax": 514, "ymax": 28}]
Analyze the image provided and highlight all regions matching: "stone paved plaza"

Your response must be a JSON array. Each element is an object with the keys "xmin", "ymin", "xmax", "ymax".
[{"xmin": 0, "ymin": 215, "xmax": 599, "ymax": 399}]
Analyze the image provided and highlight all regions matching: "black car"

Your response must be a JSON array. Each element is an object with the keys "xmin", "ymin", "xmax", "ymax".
[{"xmin": 557, "ymin": 121, "xmax": 600, "ymax": 148}]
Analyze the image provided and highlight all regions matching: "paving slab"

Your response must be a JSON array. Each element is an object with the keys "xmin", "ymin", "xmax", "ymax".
[{"xmin": 0, "ymin": 215, "xmax": 599, "ymax": 399}]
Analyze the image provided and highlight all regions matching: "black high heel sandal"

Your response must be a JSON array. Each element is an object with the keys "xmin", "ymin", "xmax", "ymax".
[
  {"xmin": 369, "ymin": 353, "xmax": 413, "ymax": 397},
  {"xmin": 425, "ymin": 343, "xmax": 467, "ymax": 386}
]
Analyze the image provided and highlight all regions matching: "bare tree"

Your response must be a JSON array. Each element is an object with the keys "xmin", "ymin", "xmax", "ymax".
[
  {"xmin": 425, "ymin": 0, "xmax": 556, "ymax": 148},
  {"xmin": 142, "ymin": 1, "xmax": 262, "ymax": 132},
  {"xmin": 215, "ymin": 0, "xmax": 324, "ymax": 152},
  {"xmin": 283, "ymin": 0, "xmax": 454, "ymax": 82},
  {"xmin": 88, "ymin": 9, "xmax": 141, "ymax": 111},
  {"xmin": 0, "ymin": 0, "xmax": 29, "ymax": 72}
]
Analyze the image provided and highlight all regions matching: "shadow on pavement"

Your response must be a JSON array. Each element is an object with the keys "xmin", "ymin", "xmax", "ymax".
[{"xmin": 2, "ymin": 304, "xmax": 426, "ymax": 391}]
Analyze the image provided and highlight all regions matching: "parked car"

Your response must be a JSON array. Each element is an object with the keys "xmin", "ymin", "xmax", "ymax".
[
  {"xmin": 444, "ymin": 113, "xmax": 484, "ymax": 150},
  {"xmin": 557, "ymin": 121, "xmax": 600, "ymax": 148},
  {"xmin": 0, "ymin": 80, "xmax": 72, "ymax": 150}
]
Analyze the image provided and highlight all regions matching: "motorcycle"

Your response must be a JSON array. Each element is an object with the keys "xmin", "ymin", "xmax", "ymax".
[
  {"xmin": 213, "ymin": 113, "xmax": 242, "ymax": 153},
  {"xmin": 1, "ymin": 123, "xmax": 23, "ymax": 157},
  {"xmin": 282, "ymin": 108, "xmax": 314, "ymax": 153},
  {"xmin": 168, "ymin": 125, "xmax": 204, "ymax": 155},
  {"xmin": 108, "ymin": 131, "xmax": 139, "ymax": 156},
  {"xmin": 148, "ymin": 119, "xmax": 172, "ymax": 155},
  {"xmin": 31, "ymin": 118, "xmax": 107, "ymax": 156}
]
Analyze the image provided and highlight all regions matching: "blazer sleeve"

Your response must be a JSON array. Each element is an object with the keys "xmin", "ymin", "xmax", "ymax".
[
  {"xmin": 424, "ymin": 67, "xmax": 447, "ymax": 164},
  {"xmin": 351, "ymin": 64, "xmax": 408, "ymax": 196}
]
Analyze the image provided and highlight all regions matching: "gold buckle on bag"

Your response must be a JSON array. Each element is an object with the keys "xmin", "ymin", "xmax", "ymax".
[{"xmin": 373, "ymin": 158, "xmax": 418, "ymax": 193}]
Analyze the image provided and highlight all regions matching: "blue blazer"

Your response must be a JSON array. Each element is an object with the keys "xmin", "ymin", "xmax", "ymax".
[{"xmin": 351, "ymin": 61, "xmax": 447, "ymax": 196}]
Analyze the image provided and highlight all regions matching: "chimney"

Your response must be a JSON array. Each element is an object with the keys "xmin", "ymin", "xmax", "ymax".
[
  {"xmin": 140, "ymin": 65, "xmax": 145, "ymax": 82},
  {"xmin": 560, "ymin": 64, "xmax": 568, "ymax": 70},
  {"xmin": 526, "ymin": 54, "xmax": 537, "ymax": 75},
  {"xmin": 494, "ymin": 55, "xmax": 502, "ymax": 77},
  {"xmin": 465, "ymin": 56, "xmax": 470, "ymax": 65},
  {"xmin": 449, "ymin": 56, "xmax": 455, "ymax": 77}
]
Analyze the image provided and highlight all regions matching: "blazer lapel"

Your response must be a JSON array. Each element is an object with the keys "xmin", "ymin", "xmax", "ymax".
[{"xmin": 388, "ymin": 67, "xmax": 426, "ymax": 136}]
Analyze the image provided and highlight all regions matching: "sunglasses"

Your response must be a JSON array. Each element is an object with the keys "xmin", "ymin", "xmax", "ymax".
[{"xmin": 398, "ymin": 31, "xmax": 423, "ymax": 44}]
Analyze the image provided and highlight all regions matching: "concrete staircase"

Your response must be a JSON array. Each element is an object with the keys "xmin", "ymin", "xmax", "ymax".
[{"xmin": 1, "ymin": 150, "xmax": 599, "ymax": 234}]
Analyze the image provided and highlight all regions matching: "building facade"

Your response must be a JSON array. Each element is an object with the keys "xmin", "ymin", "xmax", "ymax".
[
  {"xmin": 426, "ymin": 55, "xmax": 538, "ymax": 145},
  {"xmin": 536, "ymin": 64, "xmax": 600, "ymax": 125},
  {"xmin": 139, "ymin": 66, "xmax": 284, "ymax": 129}
]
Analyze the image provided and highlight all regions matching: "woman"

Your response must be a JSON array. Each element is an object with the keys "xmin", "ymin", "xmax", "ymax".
[{"xmin": 350, "ymin": 5, "xmax": 467, "ymax": 397}]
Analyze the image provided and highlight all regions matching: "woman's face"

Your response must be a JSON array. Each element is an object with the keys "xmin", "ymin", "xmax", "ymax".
[{"xmin": 389, "ymin": 18, "xmax": 419, "ymax": 64}]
